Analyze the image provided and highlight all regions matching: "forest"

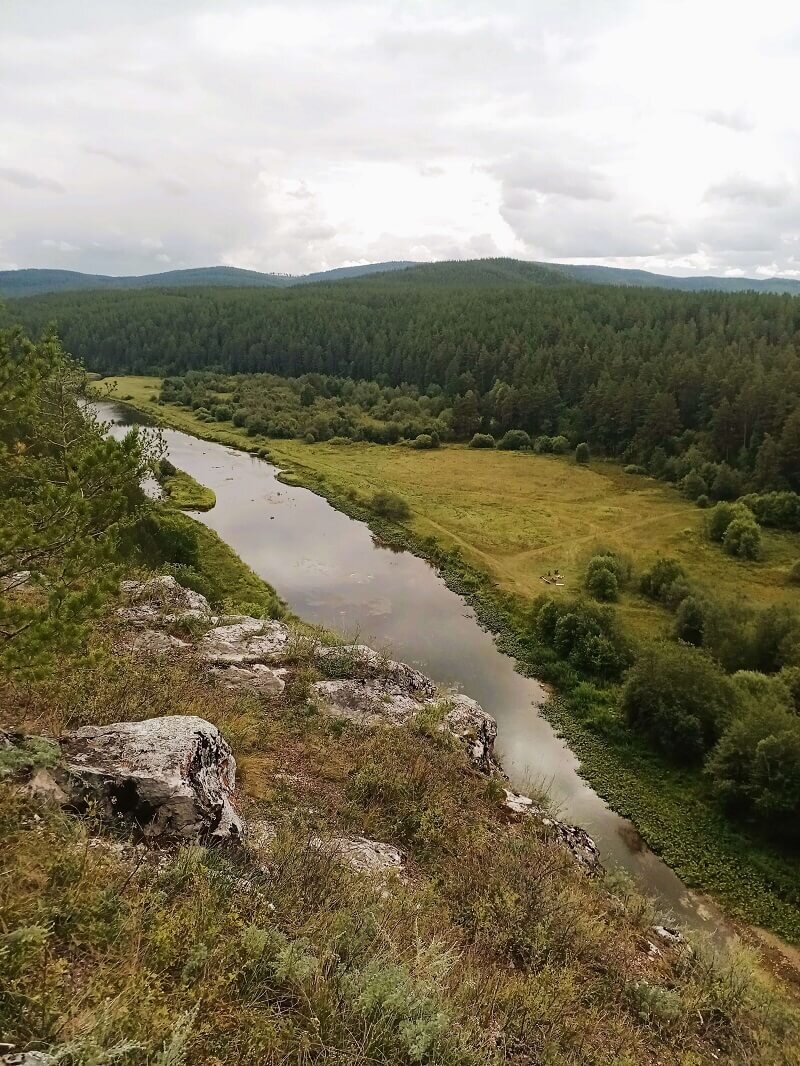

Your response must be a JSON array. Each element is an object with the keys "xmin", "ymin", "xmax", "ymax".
[{"xmin": 6, "ymin": 279, "xmax": 800, "ymax": 494}]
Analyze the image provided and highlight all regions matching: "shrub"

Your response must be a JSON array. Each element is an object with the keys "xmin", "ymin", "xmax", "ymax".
[
  {"xmin": 158, "ymin": 457, "xmax": 176, "ymax": 478},
  {"xmin": 410, "ymin": 433, "xmax": 438, "ymax": 449},
  {"xmin": 497, "ymin": 429, "xmax": 531, "ymax": 451},
  {"xmin": 586, "ymin": 565, "xmax": 618, "ymax": 601},
  {"xmin": 624, "ymin": 464, "xmax": 647, "ymax": 475},
  {"xmin": 622, "ymin": 642, "xmax": 736, "ymax": 760},
  {"xmin": 790, "ymin": 560, "xmax": 800, "ymax": 585},
  {"xmin": 468, "ymin": 433, "xmax": 495, "ymax": 449},
  {"xmin": 575, "ymin": 442, "xmax": 590, "ymax": 464},
  {"xmin": 533, "ymin": 435, "xmax": 553, "ymax": 453},
  {"xmin": 674, "ymin": 596, "xmax": 707, "ymax": 646},
  {"xmin": 639, "ymin": 558, "xmax": 686, "ymax": 602},
  {"xmin": 534, "ymin": 597, "xmax": 631, "ymax": 679},
  {"xmin": 214, "ymin": 405, "xmax": 232, "ymax": 422},
  {"xmin": 371, "ymin": 489, "xmax": 411, "ymax": 522},
  {"xmin": 680, "ymin": 470, "xmax": 708, "ymax": 500},
  {"xmin": 707, "ymin": 703, "xmax": 800, "ymax": 825},
  {"xmin": 232, "ymin": 408, "xmax": 248, "ymax": 427},
  {"xmin": 710, "ymin": 463, "xmax": 743, "ymax": 501},
  {"xmin": 304, "ymin": 432, "xmax": 316, "ymax": 444},
  {"xmin": 550, "ymin": 435, "xmax": 570, "ymax": 454},
  {"xmin": 741, "ymin": 491, "xmax": 800, "ymax": 531},
  {"xmin": 696, "ymin": 494, "xmax": 710, "ymax": 509},
  {"xmin": 708, "ymin": 502, "xmax": 750, "ymax": 542},
  {"xmin": 328, "ymin": 435, "xmax": 353, "ymax": 445},
  {"xmin": 723, "ymin": 516, "xmax": 761, "ymax": 560}
]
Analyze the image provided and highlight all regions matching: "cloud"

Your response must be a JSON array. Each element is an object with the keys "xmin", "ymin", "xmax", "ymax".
[
  {"xmin": 0, "ymin": 166, "xmax": 64, "ymax": 193},
  {"xmin": 704, "ymin": 176, "xmax": 791, "ymax": 208},
  {"xmin": 700, "ymin": 108, "xmax": 754, "ymax": 132},
  {"xmin": 1, "ymin": 0, "xmax": 800, "ymax": 277}
]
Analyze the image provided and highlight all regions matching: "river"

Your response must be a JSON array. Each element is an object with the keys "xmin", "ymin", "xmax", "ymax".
[{"xmin": 97, "ymin": 399, "xmax": 724, "ymax": 937}]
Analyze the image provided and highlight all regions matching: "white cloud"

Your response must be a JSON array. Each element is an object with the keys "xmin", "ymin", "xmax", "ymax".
[{"xmin": 1, "ymin": 0, "xmax": 800, "ymax": 276}]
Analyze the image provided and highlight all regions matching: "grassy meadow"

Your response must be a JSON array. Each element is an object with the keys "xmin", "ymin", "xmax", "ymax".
[{"xmin": 96, "ymin": 375, "xmax": 799, "ymax": 645}]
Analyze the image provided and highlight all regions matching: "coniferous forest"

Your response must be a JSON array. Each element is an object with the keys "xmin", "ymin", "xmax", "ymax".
[{"xmin": 7, "ymin": 279, "xmax": 800, "ymax": 492}]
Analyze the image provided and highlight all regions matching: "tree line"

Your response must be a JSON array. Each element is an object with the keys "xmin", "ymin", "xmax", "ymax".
[{"xmin": 6, "ymin": 280, "xmax": 800, "ymax": 492}]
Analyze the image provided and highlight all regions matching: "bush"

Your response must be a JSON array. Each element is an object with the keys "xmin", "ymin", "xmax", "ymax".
[
  {"xmin": 674, "ymin": 596, "xmax": 707, "ymax": 646},
  {"xmin": 710, "ymin": 463, "xmax": 743, "ymax": 501},
  {"xmin": 371, "ymin": 489, "xmax": 411, "ymax": 522},
  {"xmin": 707, "ymin": 703, "xmax": 800, "ymax": 825},
  {"xmin": 741, "ymin": 491, "xmax": 800, "ymax": 531},
  {"xmin": 533, "ymin": 435, "xmax": 553, "ymax": 453},
  {"xmin": 622, "ymin": 642, "xmax": 736, "ymax": 761},
  {"xmin": 639, "ymin": 558, "xmax": 686, "ymax": 603},
  {"xmin": 468, "ymin": 433, "xmax": 495, "ymax": 449},
  {"xmin": 534, "ymin": 597, "xmax": 631, "ymax": 679},
  {"xmin": 624, "ymin": 464, "xmax": 647, "ymax": 475},
  {"xmin": 708, "ymin": 502, "xmax": 750, "ymax": 542},
  {"xmin": 575, "ymin": 442, "xmax": 590, "ymax": 464},
  {"xmin": 410, "ymin": 433, "xmax": 438, "ymax": 449},
  {"xmin": 550, "ymin": 435, "xmax": 570, "ymax": 454},
  {"xmin": 586, "ymin": 565, "xmax": 618, "ymax": 601},
  {"xmin": 723, "ymin": 517, "xmax": 761, "ymax": 560},
  {"xmin": 158, "ymin": 457, "xmax": 176, "ymax": 478},
  {"xmin": 790, "ymin": 560, "xmax": 800, "ymax": 585},
  {"xmin": 232, "ymin": 408, "xmax": 248, "ymax": 427},
  {"xmin": 214, "ymin": 405, "xmax": 232, "ymax": 422},
  {"xmin": 328, "ymin": 436, "xmax": 353, "ymax": 445},
  {"xmin": 696, "ymin": 494, "xmax": 710, "ymax": 509},
  {"xmin": 680, "ymin": 470, "xmax": 708, "ymax": 500},
  {"xmin": 497, "ymin": 429, "xmax": 531, "ymax": 451}
]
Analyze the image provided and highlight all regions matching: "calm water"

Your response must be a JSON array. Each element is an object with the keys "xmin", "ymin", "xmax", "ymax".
[{"xmin": 98, "ymin": 400, "xmax": 725, "ymax": 937}]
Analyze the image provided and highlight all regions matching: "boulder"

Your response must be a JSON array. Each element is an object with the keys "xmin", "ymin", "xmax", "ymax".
[
  {"xmin": 320, "ymin": 834, "xmax": 406, "ymax": 875},
  {"xmin": 123, "ymin": 629, "xmax": 191, "ymax": 656},
  {"xmin": 312, "ymin": 678, "xmax": 499, "ymax": 773},
  {"xmin": 196, "ymin": 619, "xmax": 291, "ymax": 665},
  {"xmin": 504, "ymin": 789, "xmax": 601, "ymax": 874},
  {"xmin": 118, "ymin": 575, "xmax": 212, "ymax": 627},
  {"xmin": 314, "ymin": 644, "xmax": 436, "ymax": 697},
  {"xmin": 1, "ymin": 1053, "xmax": 53, "ymax": 1065},
  {"xmin": 58, "ymin": 715, "xmax": 243, "ymax": 840},
  {"xmin": 210, "ymin": 663, "xmax": 286, "ymax": 696}
]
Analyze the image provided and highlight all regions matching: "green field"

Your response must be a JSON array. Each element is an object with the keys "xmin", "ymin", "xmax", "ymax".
[{"xmin": 97, "ymin": 375, "xmax": 799, "ymax": 644}]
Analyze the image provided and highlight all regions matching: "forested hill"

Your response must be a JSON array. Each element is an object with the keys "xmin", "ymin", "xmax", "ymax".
[
  {"xmin": 0, "ymin": 261, "xmax": 416, "ymax": 297},
  {"xmin": 4, "ymin": 257, "xmax": 800, "ymax": 297},
  {"xmin": 6, "ymin": 280, "xmax": 800, "ymax": 489}
]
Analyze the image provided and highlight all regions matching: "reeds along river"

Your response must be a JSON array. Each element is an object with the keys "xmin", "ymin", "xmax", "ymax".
[{"xmin": 96, "ymin": 399, "xmax": 726, "ymax": 939}]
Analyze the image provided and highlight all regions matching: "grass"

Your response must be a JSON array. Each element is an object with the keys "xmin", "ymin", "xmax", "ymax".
[
  {"xmin": 92, "ymin": 377, "xmax": 800, "ymax": 946},
  {"xmin": 93, "ymin": 376, "xmax": 799, "ymax": 644},
  {"xmin": 158, "ymin": 468, "xmax": 216, "ymax": 511},
  {"xmin": 3, "ymin": 623, "xmax": 800, "ymax": 1063}
]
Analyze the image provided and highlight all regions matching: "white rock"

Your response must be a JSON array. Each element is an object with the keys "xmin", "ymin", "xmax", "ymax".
[
  {"xmin": 123, "ymin": 629, "xmax": 191, "ymax": 656},
  {"xmin": 196, "ymin": 619, "xmax": 291, "ymax": 665},
  {"xmin": 502, "ymin": 789, "xmax": 601, "ymax": 874},
  {"xmin": 118, "ymin": 575, "xmax": 212, "ymax": 627},
  {"xmin": 210, "ymin": 663, "xmax": 286, "ymax": 696},
  {"xmin": 320, "ymin": 834, "xmax": 406, "ymax": 875},
  {"xmin": 59, "ymin": 715, "xmax": 243, "ymax": 840},
  {"xmin": 314, "ymin": 644, "xmax": 436, "ymax": 697}
]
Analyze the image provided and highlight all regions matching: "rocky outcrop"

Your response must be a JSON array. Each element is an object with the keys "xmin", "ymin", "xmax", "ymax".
[
  {"xmin": 196, "ymin": 618, "xmax": 291, "ymax": 665},
  {"xmin": 118, "ymin": 575, "xmax": 213, "ymax": 627},
  {"xmin": 209, "ymin": 663, "xmax": 286, "ymax": 696},
  {"xmin": 0, "ymin": 1051, "xmax": 52, "ymax": 1065},
  {"xmin": 504, "ymin": 789, "xmax": 600, "ymax": 874},
  {"xmin": 38, "ymin": 716, "xmax": 244, "ymax": 840}
]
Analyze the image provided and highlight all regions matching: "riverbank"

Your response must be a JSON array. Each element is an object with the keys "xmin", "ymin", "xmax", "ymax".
[
  {"xmin": 157, "ymin": 464, "xmax": 217, "ymax": 510},
  {"xmin": 91, "ymin": 381, "xmax": 800, "ymax": 946}
]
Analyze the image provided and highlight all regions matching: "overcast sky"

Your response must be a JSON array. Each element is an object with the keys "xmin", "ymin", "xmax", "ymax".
[{"xmin": 2, "ymin": 0, "xmax": 800, "ymax": 278}]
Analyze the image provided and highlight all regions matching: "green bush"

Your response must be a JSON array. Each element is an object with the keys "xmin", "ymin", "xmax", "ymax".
[
  {"xmin": 723, "ymin": 516, "xmax": 761, "ymax": 560},
  {"xmin": 214, "ymin": 404, "xmax": 232, "ymax": 422},
  {"xmin": 575, "ymin": 442, "xmax": 590, "ymax": 464},
  {"xmin": 533, "ymin": 435, "xmax": 553, "ymax": 453},
  {"xmin": 550, "ymin": 435, "xmax": 570, "ymax": 454},
  {"xmin": 708, "ymin": 502, "xmax": 751, "ymax": 542},
  {"xmin": 639, "ymin": 558, "xmax": 686, "ymax": 603},
  {"xmin": 371, "ymin": 489, "xmax": 411, "ymax": 521},
  {"xmin": 622, "ymin": 642, "xmax": 736, "ymax": 761},
  {"xmin": 534, "ymin": 597, "xmax": 631, "ymax": 679},
  {"xmin": 674, "ymin": 596, "xmax": 707, "ymax": 646},
  {"xmin": 586, "ymin": 565, "xmax": 618, "ymax": 601},
  {"xmin": 497, "ymin": 429, "xmax": 531, "ymax": 450},
  {"xmin": 741, "ymin": 491, "xmax": 800, "ymax": 531},
  {"xmin": 707, "ymin": 703, "xmax": 800, "ymax": 826},
  {"xmin": 680, "ymin": 470, "xmax": 708, "ymax": 500},
  {"xmin": 468, "ymin": 433, "xmax": 495, "ymax": 449},
  {"xmin": 410, "ymin": 432, "xmax": 438, "ymax": 449},
  {"xmin": 624, "ymin": 464, "xmax": 647, "ymax": 475},
  {"xmin": 696, "ymin": 493, "xmax": 710, "ymax": 509}
]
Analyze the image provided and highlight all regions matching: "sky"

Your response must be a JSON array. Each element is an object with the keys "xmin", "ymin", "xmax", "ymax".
[{"xmin": 2, "ymin": 0, "xmax": 800, "ymax": 278}]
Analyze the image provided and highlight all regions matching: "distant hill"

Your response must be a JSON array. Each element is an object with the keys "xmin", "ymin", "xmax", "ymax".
[
  {"xmin": 2, "ymin": 257, "xmax": 799, "ymax": 298},
  {"xmin": 0, "ymin": 262, "xmax": 415, "ymax": 298}
]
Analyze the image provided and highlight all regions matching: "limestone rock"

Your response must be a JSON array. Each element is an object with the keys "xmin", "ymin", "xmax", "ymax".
[
  {"xmin": 503, "ymin": 789, "xmax": 601, "ymax": 874},
  {"xmin": 1, "ymin": 1052, "xmax": 53, "ymax": 1065},
  {"xmin": 59, "ymin": 715, "xmax": 243, "ymax": 840},
  {"xmin": 118, "ymin": 575, "xmax": 212, "ymax": 627},
  {"xmin": 196, "ymin": 619, "xmax": 291, "ymax": 665},
  {"xmin": 314, "ymin": 644, "xmax": 436, "ymax": 697},
  {"xmin": 123, "ymin": 629, "xmax": 191, "ymax": 656},
  {"xmin": 321, "ymin": 834, "xmax": 406, "ymax": 875},
  {"xmin": 210, "ymin": 663, "xmax": 286, "ymax": 696}
]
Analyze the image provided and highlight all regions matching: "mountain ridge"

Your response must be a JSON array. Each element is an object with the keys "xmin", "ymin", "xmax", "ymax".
[{"xmin": 2, "ymin": 257, "xmax": 799, "ymax": 298}]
